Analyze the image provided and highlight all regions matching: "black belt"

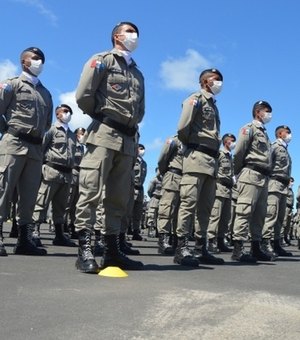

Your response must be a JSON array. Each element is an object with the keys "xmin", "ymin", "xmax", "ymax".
[
  {"xmin": 187, "ymin": 144, "xmax": 219, "ymax": 159},
  {"xmin": 46, "ymin": 162, "xmax": 72, "ymax": 174},
  {"xmin": 287, "ymin": 204, "xmax": 293, "ymax": 209},
  {"xmin": 152, "ymin": 194, "xmax": 161, "ymax": 199},
  {"xmin": 168, "ymin": 167, "xmax": 183, "ymax": 176},
  {"xmin": 134, "ymin": 185, "xmax": 143, "ymax": 190},
  {"xmin": 217, "ymin": 179, "xmax": 233, "ymax": 189},
  {"xmin": 90, "ymin": 112, "xmax": 137, "ymax": 137},
  {"xmin": 8, "ymin": 127, "xmax": 43, "ymax": 145},
  {"xmin": 74, "ymin": 166, "xmax": 80, "ymax": 171},
  {"xmin": 245, "ymin": 164, "xmax": 270, "ymax": 177},
  {"xmin": 270, "ymin": 176, "xmax": 290, "ymax": 186}
]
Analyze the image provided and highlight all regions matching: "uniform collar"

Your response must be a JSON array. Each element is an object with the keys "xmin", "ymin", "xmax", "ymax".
[
  {"xmin": 277, "ymin": 138, "xmax": 287, "ymax": 148},
  {"xmin": 111, "ymin": 48, "xmax": 137, "ymax": 66},
  {"xmin": 21, "ymin": 71, "xmax": 40, "ymax": 85},
  {"xmin": 253, "ymin": 119, "xmax": 266, "ymax": 130},
  {"xmin": 200, "ymin": 88, "xmax": 214, "ymax": 100},
  {"xmin": 55, "ymin": 120, "xmax": 69, "ymax": 131}
]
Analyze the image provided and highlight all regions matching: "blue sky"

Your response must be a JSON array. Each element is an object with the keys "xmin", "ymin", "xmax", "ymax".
[{"xmin": 1, "ymin": 0, "xmax": 300, "ymax": 197}]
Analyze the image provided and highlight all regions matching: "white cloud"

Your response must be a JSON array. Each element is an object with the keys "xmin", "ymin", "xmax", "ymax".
[
  {"xmin": 159, "ymin": 49, "xmax": 211, "ymax": 91},
  {"xmin": 0, "ymin": 59, "xmax": 18, "ymax": 80},
  {"xmin": 14, "ymin": 0, "xmax": 58, "ymax": 26},
  {"xmin": 58, "ymin": 91, "xmax": 92, "ymax": 131},
  {"xmin": 146, "ymin": 137, "xmax": 164, "ymax": 151}
]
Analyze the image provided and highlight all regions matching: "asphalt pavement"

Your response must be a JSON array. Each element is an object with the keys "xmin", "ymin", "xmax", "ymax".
[{"xmin": 1, "ymin": 222, "xmax": 300, "ymax": 340}]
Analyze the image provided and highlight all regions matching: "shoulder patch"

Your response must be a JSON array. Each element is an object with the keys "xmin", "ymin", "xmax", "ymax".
[
  {"xmin": 189, "ymin": 97, "xmax": 199, "ymax": 107},
  {"xmin": 242, "ymin": 127, "xmax": 250, "ymax": 135},
  {"xmin": 0, "ymin": 83, "xmax": 12, "ymax": 92},
  {"xmin": 90, "ymin": 59, "xmax": 105, "ymax": 70},
  {"xmin": 166, "ymin": 138, "xmax": 173, "ymax": 145}
]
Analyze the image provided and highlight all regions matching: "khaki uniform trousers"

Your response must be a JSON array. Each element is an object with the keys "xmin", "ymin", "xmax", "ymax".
[
  {"xmin": 262, "ymin": 192, "xmax": 287, "ymax": 240},
  {"xmin": 132, "ymin": 188, "xmax": 144, "ymax": 231},
  {"xmin": 75, "ymin": 146, "xmax": 134, "ymax": 235},
  {"xmin": 176, "ymin": 173, "xmax": 216, "ymax": 239},
  {"xmin": 0, "ymin": 154, "xmax": 42, "ymax": 225},
  {"xmin": 33, "ymin": 180, "xmax": 71, "ymax": 225},
  {"xmin": 233, "ymin": 181, "xmax": 268, "ymax": 242},
  {"xmin": 207, "ymin": 196, "xmax": 232, "ymax": 239},
  {"xmin": 157, "ymin": 188, "xmax": 180, "ymax": 234},
  {"xmin": 281, "ymin": 206, "xmax": 293, "ymax": 238}
]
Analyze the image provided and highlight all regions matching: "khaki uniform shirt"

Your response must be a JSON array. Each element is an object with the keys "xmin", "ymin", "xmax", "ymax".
[
  {"xmin": 268, "ymin": 139, "xmax": 292, "ymax": 195},
  {"xmin": 177, "ymin": 89, "xmax": 221, "ymax": 176},
  {"xmin": 75, "ymin": 48, "xmax": 145, "ymax": 158},
  {"xmin": 42, "ymin": 122, "xmax": 76, "ymax": 183},
  {"xmin": 234, "ymin": 120, "xmax": 271, "ymax": 186},
  {"xmin": 0, "ymin": 74, "xmax": 53, "ymax": 160},
  {"xmin": 216, "ymin": 148, "xmax": 234, "ymax": 199}
]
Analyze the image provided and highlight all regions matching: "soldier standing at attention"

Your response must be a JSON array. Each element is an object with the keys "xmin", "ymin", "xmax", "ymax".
[
  {"xmin": 75, "ymin": 22, "xmax": 145, "ymax": 273},
  {"xmin": 232, "ymin": 100, "xmax": 273, "ymax": 263},
  {"xmin": 131, "ymin": 143, "xmax": 147, "ymax": 240},
  {"xmin": 156, "ymin": 134, "xmax": 183, "ymax": 255},
  {"xmin": 282, "ymin": 177, "xmax": 295, "ymax": 246},
  {"xmin": 32, "ymin": 104, "xmax": 77, "ymax": 248},
  {"xmin": 175, "ymin": 68, "xmax": 225, "ymax": 267},
  {"xmin": 207, "ymin": 133, "xmax": 236, "ymax": 253},
  {"xmin": 0, "ymin": 47, "xmax": 52, "ymax": 256},
  {"xmin": 261, "ymin": 126, "xmax": 293, "ymax": 257}
]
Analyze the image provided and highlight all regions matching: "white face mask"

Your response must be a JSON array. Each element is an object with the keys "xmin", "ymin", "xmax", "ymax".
[
  {"xmin": 283, "ymin": 133, "xmax": 292, "ymax": 144},
  {"xmin": 139, "ymin": 150, "xmax": 145, "ymax": 157},
  {"xmin": 229, "ymin": 142, "xmax": 236, "ymax": 151},
  {"xmin": 78, "ymin": 135, "xmax": 85, "ymax": 144},
  {"xmin": 209, "ymin": 80, "xmax": 223, "ymax": 95},
  {"xmin": 262, "ymin": 111, "xmax": 272, "ymax": 124},
  {"xmin": 60, "ymin": 111, "xmax": 71, "ymax": 124},
  {"xmin": 28, "ymin": 59, "xmax": 43, "ymax": 76},
  {"xmin": 122, "ymin": 32, "xmax": 138, "ymax": 52}
]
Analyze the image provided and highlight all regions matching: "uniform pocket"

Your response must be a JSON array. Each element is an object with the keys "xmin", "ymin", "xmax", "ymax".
[
  {"xmin": 236, "ymin": 197, "xmax": 252, "ymax": 216},
  {"xmin": 0, "ymin": 165, "xmax": 8, "ymax": 192}
]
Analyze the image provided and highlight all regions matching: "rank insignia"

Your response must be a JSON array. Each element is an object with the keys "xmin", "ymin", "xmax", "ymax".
[{"xmin": 111, "ymin": 83, "xmax": 122, "ymax": 91}]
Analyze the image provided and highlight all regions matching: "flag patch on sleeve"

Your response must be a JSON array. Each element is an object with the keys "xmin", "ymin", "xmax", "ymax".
[
  {"xmin": 90, "ymin": 59, "xmax": 105, "ymax": 70},
  {"xmin": 0, "ymin": 83, "xmax": 12, "ymax": 92},
  {"xmin": 242, "ymin": 127, "xmax": 250, "ymax": 135},
  {"xmin": 189, "ymin": 98, "xmax": 199, "ymax": 107}
]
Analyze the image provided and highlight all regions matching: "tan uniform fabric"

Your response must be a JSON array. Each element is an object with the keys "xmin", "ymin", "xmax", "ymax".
[
  {"xmin": 207, "ymin": 148, "xmax": 234, "ymax": 239},
  {"xmin": 233, "ymin": 120, "xmax": 272, "ymax": 242},
  {"xmin": 157, "ymin": 135, "xmax": 183, "ymax": 234},
  {"xmin": 0, "ymin": 74, "xmax": 52, "ymax": 225},
  {"xmin": 176, "ymin": 90, "xmax": 221, "ymax": 238},
  {"xmin": 75, "ymin": 49, "xmax": 145, "ymax": 235},
  {"xmin": 33, "ymin": 123, "xmax": 76, "ymax": 224},
  {"xmin": 281, "ymin": 186, "xmax": 294, "ymax": 238},
  {"xmin": 263, "ymin": 139, "xmax": 292, "ymax": 240}
]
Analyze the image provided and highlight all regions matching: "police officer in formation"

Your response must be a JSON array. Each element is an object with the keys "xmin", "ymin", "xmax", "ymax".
[
  {"xmin": 74, "ymin": 21, "xmax": 145, "ymax": 273},
  {"xmin": 207, "ymin": 133, "xmax": 236, "ymax": 253},
  {"xmin": 156, "ymin": 134, "xmax": 183, "ymax": 255},
  {"xmin": 282, "ymin": 177, "xmax": 295, "ymax": 246},
  {"xmin": 261, "ymin": 125, "xmax": 293, "ymax": 258},
  {"xmin": 231, "ymin": 100, "xmax": 273, "ymax": 263},
  {"xmin": 175, "ymin": 68, "xmax": 225, "ymax": 267},
  {"xmin": 32, "ymin": 104, "xmax": 77, "ymax": 249},
  {"xmin": 131, "ymin": 144, "xmax": 147, "ymax": 240},
  {"xmin": 0, "ymin": 47, "xmax": 52, "ymax": 257}
]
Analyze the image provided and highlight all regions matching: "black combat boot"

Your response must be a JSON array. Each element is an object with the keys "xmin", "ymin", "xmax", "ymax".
[
  {"xmin": 0, "ymin": 223, "xmax": 8, "ymax": 256},
  {"xmin": 93, "ymin": 230, "xmax": 105, "ymax": 256},
  {"xmin": 132, "ymin": 229, "xmax": 143, "ymax": 241},
  {"xmin": 194, "ymin": 238, "xmax": 225, "ymax": 265},
  {"xmin": 283, "ymin": 234, "xmax": 292, "ymax": 246},
  {"xmin": 250, "ymin": 240, "xmax": 274, "ymax": 261},
  {"xmin": 272, "ymin": 239, "xmax": 293, "ymax": 257},
  {"xmin": 217, "ymin": 237, "xmax": 233, "ymax": 252},
  {"xmin": 9, "ymin": 218, "xmax": 18, "ymax": 238},
  {"xmin": 31, "ymin": 223, "xmax": 43, "ymax": 247},
  {"xmin": 76, "ymin": 230, "xmax": 99, "ymax": 273},
  {"xmin": 68, "ymin": 223, "xmax": 78, "ymax": 239},
  {"xmin": 119, "ymin": 232, "xmax": 140, "ymax": 255},
  {"xmin": 207, "ymin": 238, "xmax": 219, "ymax": 253},
  {"xmin": 101, "ymin": 234, "xmax": 144, "ymax": 270},
  {"xmin": 14, "ymin": 224, "xmax": 47, "ymax": 255},
  {"xmin": 53, "ymin": 224, "xmax": 76, "ymax": 247},
  {"xmin": 158, "ymin": 233, "xmax": 174, "ymax": 255},
  {"xmin": 261, "ymin": 238, "xmax": 277, "ymax": 259},
  {"xmin": 173, "ymin": 236, "xmax": 199, "ymax": 267},
  {"xmin": 231, "ymin": 240, "xmax": 256, "ymax": 263}
]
